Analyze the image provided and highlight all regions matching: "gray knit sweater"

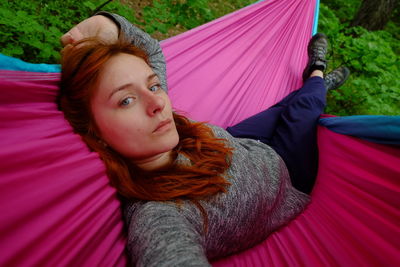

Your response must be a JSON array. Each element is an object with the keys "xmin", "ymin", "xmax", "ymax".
[{"xmin": 100, "ymin": 13, "xmax": 310, "ymax": 267}]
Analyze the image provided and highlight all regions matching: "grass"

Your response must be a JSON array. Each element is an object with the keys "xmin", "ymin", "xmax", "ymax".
[{"xmin": 121, "ymin": 0, "xmax": 256, "ymax": 40}]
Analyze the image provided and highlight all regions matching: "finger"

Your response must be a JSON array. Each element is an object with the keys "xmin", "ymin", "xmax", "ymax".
[{"xmin": 60, "ymin": 32, "xmax": 74, "ymax": 47}]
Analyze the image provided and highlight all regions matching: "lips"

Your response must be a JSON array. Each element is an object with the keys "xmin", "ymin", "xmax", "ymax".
[{"xmin": 153, "ymin": 119, "xmax": 172, "ymax": 133}]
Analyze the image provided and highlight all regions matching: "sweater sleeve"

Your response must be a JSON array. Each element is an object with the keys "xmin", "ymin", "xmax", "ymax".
[
  {"xmin": 96, "ymin": 12, "xmax": 168, "ymax": 92},
  {"xmin": 124, "ymin": 201, "xmax": 211, "ymax": 267}
]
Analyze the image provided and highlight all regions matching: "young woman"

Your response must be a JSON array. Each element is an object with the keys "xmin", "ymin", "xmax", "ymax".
[{"xmin": 59, "ymin": 13, "xmax": 349, "ymax": 266}]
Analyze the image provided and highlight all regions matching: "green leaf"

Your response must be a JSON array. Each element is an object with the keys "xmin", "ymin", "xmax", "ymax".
[{"xmin": 83, "ymin": 1, "xmax": 96, "ymax": 10}]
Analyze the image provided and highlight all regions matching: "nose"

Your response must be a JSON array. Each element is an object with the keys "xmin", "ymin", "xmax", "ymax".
[{"xmin": 145, "ymin": 92, "xmax": 166, "ymax": 116}]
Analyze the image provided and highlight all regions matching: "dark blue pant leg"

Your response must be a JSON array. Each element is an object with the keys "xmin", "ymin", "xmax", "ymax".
[
  {"xmin": 227, "ymin": 77, "xmax": 326, "ymax": 193},
  {"xmin": 226, "ymin": 89, "xmax": 301, "ymax": 143}
]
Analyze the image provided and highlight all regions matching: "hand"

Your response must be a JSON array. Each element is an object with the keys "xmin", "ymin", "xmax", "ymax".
[{"xmin": 60, "ymin": 15, "xmax": 119, "ymax": 47}]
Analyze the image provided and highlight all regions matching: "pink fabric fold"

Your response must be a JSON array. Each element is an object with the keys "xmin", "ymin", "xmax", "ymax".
[
  {"xmin": 162, "ymin": 0, "xmax": 315, "ymax": 128},
  {"xmin": 0, "ymin": 71, "xmax": 127, "ymax": 266}
]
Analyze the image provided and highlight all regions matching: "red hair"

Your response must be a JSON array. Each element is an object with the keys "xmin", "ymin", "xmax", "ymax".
[{"xmin": 59, "ymin": 39, "xmax": 233, "ymax": 206}]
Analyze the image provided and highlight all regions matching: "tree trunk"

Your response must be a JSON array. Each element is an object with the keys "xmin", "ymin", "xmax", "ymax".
[{"xmin": 351, "ymin": 0, "xmax": 397, "ymax": 30}]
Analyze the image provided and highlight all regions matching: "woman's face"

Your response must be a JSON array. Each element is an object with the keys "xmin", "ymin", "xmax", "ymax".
[{"xmin": 91, "ymin": 53, "xmax": 179, "ymax": 169}]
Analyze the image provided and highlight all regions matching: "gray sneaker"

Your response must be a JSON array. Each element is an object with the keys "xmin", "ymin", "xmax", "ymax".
[
  {"xmin": 324, "ymin": 66, "xmax": 350, "ymax": 91},
  {"xmin": 302, "ymin": 33, "xmax": 329, "ymax": 81}
]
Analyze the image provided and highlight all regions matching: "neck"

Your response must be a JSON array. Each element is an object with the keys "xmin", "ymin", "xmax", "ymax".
[{"xmin": 132, "ymin": 151, "xmax": 173, "ymax": 171}]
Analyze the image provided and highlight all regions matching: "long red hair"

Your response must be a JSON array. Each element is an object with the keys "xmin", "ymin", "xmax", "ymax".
[{"xmin": 59, "ymin": 39, "xmax": 233, "ymax": 205}]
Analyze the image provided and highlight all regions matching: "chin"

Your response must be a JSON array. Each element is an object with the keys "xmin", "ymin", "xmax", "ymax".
[
  {"xmin": 163, "ymin": 132, "xmax": 180, "ymax": 151},
  {"xmin": 147, "ymin": 132, "xmax": 179, "ymax": 157}
]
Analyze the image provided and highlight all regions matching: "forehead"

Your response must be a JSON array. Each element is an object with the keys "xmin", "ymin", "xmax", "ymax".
[
  {"xmin": 100, "ymin": 53, "xmax": 152, "ymax": 76},
  {"xmin": 95, "ymin": 53, "xmax": 154, "ymax": 92}
]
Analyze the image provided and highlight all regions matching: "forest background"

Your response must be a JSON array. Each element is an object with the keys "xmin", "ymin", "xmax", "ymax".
[{"xmin": 0, "ymin": 0, "xmax": 399, "ymax": 116}]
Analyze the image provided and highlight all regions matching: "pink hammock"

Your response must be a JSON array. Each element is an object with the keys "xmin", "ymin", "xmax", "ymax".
[
  {"xmin": 163, "ymin": 0, "xmax": 315, "ymax": 128},
  {"xmin": 0, "ymin": 0, "xmax": 399, "ymax": 266}
]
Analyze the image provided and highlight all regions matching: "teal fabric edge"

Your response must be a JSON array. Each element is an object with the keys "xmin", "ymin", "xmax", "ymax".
[
  {"xmin": 254, "ymin": 0, "xmax": 265, "ymax": 5},
  {"xmin": 0, "ymin": 53, "xmax": 60, "ymax": 73},
  {"xmin": 319, "ymin": 115, "xmax": 400, "ymax": 145},
  {"xmin": 312, "ymin": 0, "xmax": 320, "ymax": 35}
]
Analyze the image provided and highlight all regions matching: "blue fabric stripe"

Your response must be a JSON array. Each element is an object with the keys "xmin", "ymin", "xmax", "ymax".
[
  {"xmin": 0, "ymin": 54, "xmax": 60, "ymax": 73},
  {"xmin": 312, "ymin": 0, "xmax": 320, "ymax": 35},
  {"xmin": 319, "ymin": 116, "xmax": 400, "ymax": 145},
  {"xmin": 253, "ymin": 0, "xmax": 265, "ymax": 5}
]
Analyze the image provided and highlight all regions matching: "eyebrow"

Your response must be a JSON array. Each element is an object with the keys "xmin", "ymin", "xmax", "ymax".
[{"xmin": 108, "ymin": 73, "xmax": 159, "ymax": 99}]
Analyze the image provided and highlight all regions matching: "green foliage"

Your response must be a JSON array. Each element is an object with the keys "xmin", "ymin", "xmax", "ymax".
[
  {"xmin": 142, "ymin": 0, "xmax": 177, "ymax": 34},
  {"xmin": 320, "ymin": 0, "xmax": 359, "ymax": 25},
  {"xmin": 140, "ymin": 0, "xmax": 254, "ymax": 34},
  {"xmin": 141, "ymin": 0, "xmax": 222, "ymax": 34},
  {"xmin": 172, "ymin": 0, "xmax": 214, "ymax": 29},
  {"xmin": 0, "ymin": 0, "xmax": 137, "ymax": 64},
  {"xmin": 0, "ymin": 0, "xmax": 254, "ymax": 62},
  {"xmin": 318, "ymin": 3, "xmax": 400, "ymax": 116}
]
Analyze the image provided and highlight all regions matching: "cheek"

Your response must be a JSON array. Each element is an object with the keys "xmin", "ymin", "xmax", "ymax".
[
  {"xmin": 105, "ymin": 116, "xmax": 148, "ymax": 143},
  {"xmin": 94, "ymin": 113, "xmax": 122, "ymax": 141},
  {"xmin": 164, "ymin": 100, "xmax": 174, "ymax": 116},
  {"xmin": 160, "ymin": 92, "xmax": 172, "ymax": 108},
  {"xmin": 107, "ymin": 121, "xmax": 140, "ymax": 139}
]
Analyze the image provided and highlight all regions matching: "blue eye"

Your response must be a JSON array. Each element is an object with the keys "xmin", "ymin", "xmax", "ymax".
[
  {"xmin": 149, "ymin": 84, "xmax": 161, "ymax": 92},
  {"xmin": 120, "ymin": 97, "xmax": 133, "ymax": 106}
]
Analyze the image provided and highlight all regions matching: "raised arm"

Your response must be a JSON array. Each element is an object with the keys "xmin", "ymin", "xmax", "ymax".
[
  {"xmin": 96, "ymin": 12, "xmax": 168, "ymax": 92},
  {"xmin": 60, "ymin": 12, "xmax": 168, "ymax": 92},
  {"xmin": 124, "ymin": 202, "xmax": 211, "ymax": 267}
]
